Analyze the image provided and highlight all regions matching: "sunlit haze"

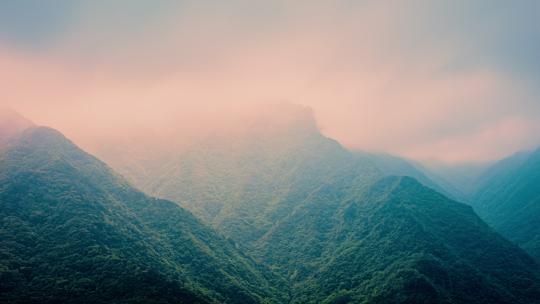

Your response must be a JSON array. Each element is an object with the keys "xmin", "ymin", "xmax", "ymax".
[{"xmin": 2, "ymin": 0, "xmax": 540, "ymax": 163}]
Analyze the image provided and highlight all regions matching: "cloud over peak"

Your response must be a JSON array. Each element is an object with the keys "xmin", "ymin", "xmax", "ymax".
[{"xmin": 1, "ymin": 0, "xmax": 539, "ymax": 163}]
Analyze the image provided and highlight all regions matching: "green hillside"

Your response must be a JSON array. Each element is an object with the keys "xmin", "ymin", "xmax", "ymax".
[
  {"xmin": 101, "ymin": 107, "xmax": 540, "ymax": 303},
  {"xmin": 471, "ymin": 148, "xmax": 540, "ymax": 261},
  {"xmin": 256, "ymin": 176, "xmax": 540, "ymax": 303},
  {"xmin": 0, "ymin": 127, "xmax": 285, "ymax": 304}
]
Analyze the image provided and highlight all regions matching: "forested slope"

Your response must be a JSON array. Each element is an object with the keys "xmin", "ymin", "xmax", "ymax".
[{"xmin": 0, "ymin": 126, "xmax": 285, "ymax": 304}]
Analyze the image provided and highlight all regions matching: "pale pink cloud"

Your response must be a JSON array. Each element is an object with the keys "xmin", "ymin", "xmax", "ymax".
[
  {"xmin": 1, "ymin": 1, "xmax": 539, "ymax": 164},
  {"xmin": 401, "ymin": 116, "xmax": 540, "ymax": 163}
]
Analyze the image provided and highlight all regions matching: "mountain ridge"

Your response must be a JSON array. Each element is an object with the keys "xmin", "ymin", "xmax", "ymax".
[
  {"xmin": 470, "ymin": 147, "xmax": 540, "ymax": 261},
  {"xmin": 91, "ymin": 105, "xmax": 540, "ymax": 303},
  {"xmin": 0, "ymin": 125, "xmax": 286, "ymax": 304},
  {"xmin": 0, "ymin": 108, "xmax": 34, "ymax": 145}
]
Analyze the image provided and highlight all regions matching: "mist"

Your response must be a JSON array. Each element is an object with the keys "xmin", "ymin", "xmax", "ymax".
[
  {"xmin": 3, "ymin": 3, "xmax": 540, "ymax": 303},
  {"xmin": 2, "ymin": 0, "xmax": 540, "ymax": 163}
]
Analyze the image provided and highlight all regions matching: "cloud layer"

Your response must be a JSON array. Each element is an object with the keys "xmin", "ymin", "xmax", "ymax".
[{"xmin": 1, "ymin": 0, "xmax": 540, "ymax": 163}]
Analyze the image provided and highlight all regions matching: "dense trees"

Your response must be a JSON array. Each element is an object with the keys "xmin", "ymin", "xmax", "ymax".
[
  {"xmin": 2, "ymin": 109, "xmax": 540, "ymax": 303},
  {"xmin": 101, "ymin": 107, "xmax": 540, "ymax": 303},
  {"xmin": 0, "ymin": 127, "xmax": 285, "ymax": 304},
  {"xmin": 470, "ymin": 148, "xmax": 540, "ymax": 261},
  {"xmin": 257, "ymin": 176, "xmax": 540, "ymax": 303}
]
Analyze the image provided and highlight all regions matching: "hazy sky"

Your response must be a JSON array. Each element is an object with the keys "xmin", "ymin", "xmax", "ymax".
[{"xmin": 1, "ymin": 0, "xmax": 540, "ymax": 163}]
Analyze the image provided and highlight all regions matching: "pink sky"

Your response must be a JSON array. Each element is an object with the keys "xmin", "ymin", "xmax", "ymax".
[{"xmin": 1, "ymin": 1, "xmax": 540, "ymax": 164}]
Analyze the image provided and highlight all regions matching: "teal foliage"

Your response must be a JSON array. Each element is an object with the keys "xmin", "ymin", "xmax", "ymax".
[
  {"xmin": 471, "ymin": 148, "xmax": 540, "ymax": 261},
  {"xmin": 254, "ymin": 176, "xmax": 540, "ymax": 303},
  {"xmin": 2, "ymin": 117, "xmax": 540, "ymax": 304},
  {"xmin": 112, "ymin": 117, "xmax": 540, "ymax": 303},
  {"xmin": 0, "ymin": 127, "xmax": 285, "ymax": 304}
]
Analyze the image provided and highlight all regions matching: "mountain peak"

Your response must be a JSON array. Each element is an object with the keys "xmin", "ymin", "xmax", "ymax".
[
  {"xmin": 0, "ymin": 123, "xmax": 286, "ymax": 303},
  {"xmin": 0, "ymin": 108, "xmax": 34, "ymax": 144}
]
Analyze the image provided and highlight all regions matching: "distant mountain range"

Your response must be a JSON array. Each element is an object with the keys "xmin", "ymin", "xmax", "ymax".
[
  {"xmin": 1, "ymin": 107, "xmax": 539, "ymax": 303},
  {"xmin": 94, "ymin": 104, "xmax": 540, "ymax": 303},
  {"xmin": 414, "ymin": 147, "xmax": 540, "ymax": 263},
  {"xmin": 468, "ymin": 149, "xmax": 540, "ymax": 262}
]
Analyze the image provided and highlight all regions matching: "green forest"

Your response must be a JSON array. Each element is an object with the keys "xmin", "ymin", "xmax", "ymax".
[{"xmin": 1, "ymin": 122, "xmax": 540, "ymax": 303}]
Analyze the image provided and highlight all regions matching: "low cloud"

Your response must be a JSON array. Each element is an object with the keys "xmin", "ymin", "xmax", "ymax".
[{"xmin": 1, "ymin": 0, "xmax": 539, "ymax": 163}]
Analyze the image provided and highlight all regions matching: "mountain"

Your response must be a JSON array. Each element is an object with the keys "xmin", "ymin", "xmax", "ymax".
[
  {"xmin": 98, "ymin": 105, "xmax": 540, "ymax": 303},
  {"xmin": 101, "ymin": 105, "xmax": 457, "ymax": 245},
  {"xmin": 0, "ymin": 108, "xmax": 34, "ymax": 145},
  {"xmin": 96, "ymin": 105, "xmax": 377, "ymax": 245},
  {"xmin": 470, "ymin": 148, "xmax": 540, "ymax": 261},
  {"xmin": 359, "ymin": 152, "xmax": 465, "ymax": 201},
  {"xmin": 472, "ymin": 150, "xmax": 532, "ymax": 195},
  {"xmin": 420, "ymin": 162, "xmax": 491, "ymax": 197},
  {"xmin": 256, "ymin": 176, "xmax": 540, "ymax": 303},
  {"xmin": 0, "ymin": 124, "xmax": 285, "ymax": 303}
]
